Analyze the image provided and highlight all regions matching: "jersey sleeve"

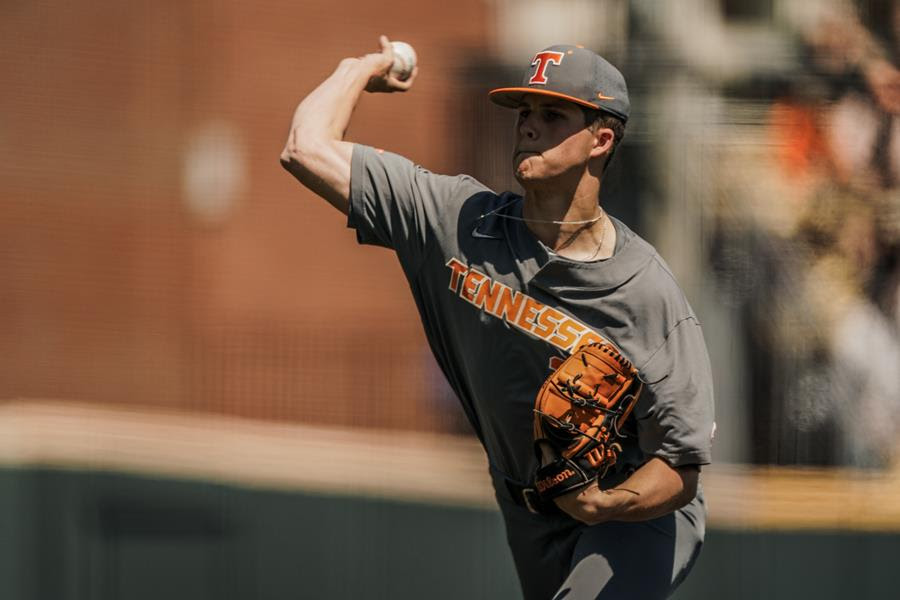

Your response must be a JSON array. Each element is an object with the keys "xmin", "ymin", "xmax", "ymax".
[
  {"xmin": 633, "ymin": 317, "xmax": 715, "ymax": 467},
  {"xmin": 347, "ymin": 144, "xmax": 488, "ymax": 275}
]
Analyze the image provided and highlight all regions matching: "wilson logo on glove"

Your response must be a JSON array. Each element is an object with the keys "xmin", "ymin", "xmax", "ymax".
[{"xmin": 535, "ymin": 469, "xmax": 577, "ymax": 493}]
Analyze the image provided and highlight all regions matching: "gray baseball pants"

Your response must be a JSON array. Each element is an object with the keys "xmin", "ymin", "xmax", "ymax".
[{"xmin": 492, "ymin": 473, "xmax": 706, "ymax": 600}]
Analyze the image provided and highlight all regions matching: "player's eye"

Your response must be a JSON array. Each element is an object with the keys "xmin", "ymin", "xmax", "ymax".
[
  {"xmin": 543, "ymin": 110, "xmax": 562, "ymax": 121},
  {"xmin": 517, "ymin": 109, "xmax": 531, "ymax": 122}
]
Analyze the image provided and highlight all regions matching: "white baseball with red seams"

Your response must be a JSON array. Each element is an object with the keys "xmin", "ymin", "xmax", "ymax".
[{"xmin": 390, "ymin": 41, "xmax": 416, "ymax": 81}]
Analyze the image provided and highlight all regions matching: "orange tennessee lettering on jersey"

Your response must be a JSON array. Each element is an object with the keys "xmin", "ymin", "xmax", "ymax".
[
  {"xmin": 533, "ymin": 306, "xmax": 564, "ymax": 340},
  {"xmin": 491, "ymin": 284, "xmax": 525, "ymax": 322},
  {"xmin": 548, "ymin": 317, "xmax": 586, "ymax": 351},
  {"xmin": 473, "ymin": 278, "xmax": 503, "ymax": 313},
  {"xmin": 516, "ymin": 297, "xmax": 543, "ymax": 333},
  {"xmin": 461, "ymin": 270, "xmax": 487, "ymax": 303},
  {"xmin": 444, "ymin": 256, "xmax": 603, "ymax": 355},
  {"xmin": 446, "ymin": 258, "xmax": 468, "ymax": 293}
]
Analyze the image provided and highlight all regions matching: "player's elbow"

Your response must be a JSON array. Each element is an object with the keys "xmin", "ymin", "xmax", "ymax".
[
  {"xmin": 280, "ymin": 140, "xmax": 299, "ymax": 171},
  {"xmin": 279, "ymin": 145, "xmax": 295, "ymax": 169},
  {"xmin": 280, "ymin": 135, "xmax": 318, "ymax": 171},
  {"xmin": 279, "ymin": 151, "xmax": 294, "ymax": 174}
]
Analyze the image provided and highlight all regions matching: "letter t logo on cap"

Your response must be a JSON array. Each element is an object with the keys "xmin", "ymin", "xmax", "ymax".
[{"xmin": 528, "ymin": 51, "xmax": 565, "ymax": 85}]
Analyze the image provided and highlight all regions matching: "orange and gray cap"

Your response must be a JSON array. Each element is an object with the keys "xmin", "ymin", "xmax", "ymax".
[{"xmin": 489, "ymin": 44, "xmax": 629, "ymax": 122}]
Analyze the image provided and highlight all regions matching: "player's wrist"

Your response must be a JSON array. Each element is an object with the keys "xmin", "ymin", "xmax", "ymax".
[
  {"xmin": 359, "ymin": 52, "xmax": 391, "ymax": 74},
  {"xmin": 574, "ymin": 485, "xmax": 638, "ymax": 523},
  {"xmin": 336, "ymin": 56, "xmax": 381, "ymax": 85},
  {"xmin": 551, "ymin": 483, "xmax": 604, "ymax": 525}
]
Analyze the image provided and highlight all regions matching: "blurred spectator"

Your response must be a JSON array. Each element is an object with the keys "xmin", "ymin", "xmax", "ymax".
[{"xmin": 710, "ymin": 0, "xmax": 900, "ymax": 467}]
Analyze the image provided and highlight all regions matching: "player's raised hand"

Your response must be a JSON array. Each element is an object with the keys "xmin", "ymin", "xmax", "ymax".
[{"xmin": 362, "ymin": 35, "xmax": 418, "ymax": 93}]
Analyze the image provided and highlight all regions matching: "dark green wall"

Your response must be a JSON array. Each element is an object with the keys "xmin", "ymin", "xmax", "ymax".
[
  {"xmin": 0, "ymin": 468, "xmax": 518, "ymax": 600},
  {"xmin": 673, "ymin": 526, "xmax": 900, "ymax": 600},
  {"xmin": 2, "ymin": 468, "xmax": 898, "ymax": 600}
]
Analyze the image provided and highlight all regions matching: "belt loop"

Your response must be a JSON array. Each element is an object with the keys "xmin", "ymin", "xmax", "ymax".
[
  {"xmin": 521, "ymin": 488, "xmax": 543, "ymax": 515},
  {"xmin": 504, "ymin": 479, "xmax": 544, "ymax": 515}
]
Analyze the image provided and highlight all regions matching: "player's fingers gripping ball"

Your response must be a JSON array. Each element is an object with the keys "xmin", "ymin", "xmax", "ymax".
[
  {"xmin": 533, "ymin": 343, "xmax": 643, "ymax": 502},
  {"xmin": 364, "ymin": 37, "xmax": 417, "ymax": 93},
  {"xmin": 389, "ymin": 41, "xmax": 417, "ymax": 81}
]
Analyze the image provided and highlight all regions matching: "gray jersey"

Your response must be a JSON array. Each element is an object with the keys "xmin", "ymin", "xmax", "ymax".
[{"xmin": 347, "ymin": 144, "xmax": 715, "ymax": 485}]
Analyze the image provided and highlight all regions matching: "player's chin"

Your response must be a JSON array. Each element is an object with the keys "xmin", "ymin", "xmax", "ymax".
[
  {"xmin": 513, "ymin": 170, "xmax": 537, "ymax": 187},
  {"xmin": 513, "ymin": 156, "xmax": 541, "ymax": 182},
  {"xmin": 514, "ymin": 165, "xmax": 553, "ymax": 187}
]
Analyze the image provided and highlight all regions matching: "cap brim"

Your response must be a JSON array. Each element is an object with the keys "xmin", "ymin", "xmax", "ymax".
[{"xmin": 488, "ymin": 87, "xmax": 599, "ymax": 110}]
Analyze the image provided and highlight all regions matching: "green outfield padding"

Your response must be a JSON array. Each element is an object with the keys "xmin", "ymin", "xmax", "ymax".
[
  {"xmin": 1, "ymin": 467, "xmax": 899, "ymax": 600},
  {"xmin": 0, "ymin": 467, "xmax": 519, "ymax": 600},
  {"xmin": 671, "ymin": 526, "xmax": 900, "ymax": 600}
]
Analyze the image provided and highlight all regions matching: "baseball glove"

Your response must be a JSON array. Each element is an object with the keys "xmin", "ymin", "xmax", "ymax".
[{"xmin": 532, "ymin": 343, "xmax": 643, "ymax": 503}]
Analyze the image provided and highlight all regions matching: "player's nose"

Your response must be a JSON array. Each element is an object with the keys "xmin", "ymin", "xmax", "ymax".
[{"xmin": 517, "ymin": 115, "xmax": 538, "ymax": 140}]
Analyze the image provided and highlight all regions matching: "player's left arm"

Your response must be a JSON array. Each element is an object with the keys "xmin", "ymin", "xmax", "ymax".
[
  {"xmin": 555, "ymin": 316, "xmax": 713, "ymax": 525},
  {"xmin": 553, "ymin": 457, "xmax": 699, "ymax": 525}
]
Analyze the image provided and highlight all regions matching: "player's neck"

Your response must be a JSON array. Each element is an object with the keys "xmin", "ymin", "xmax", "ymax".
[{"xmin": 522, "ymin": 182, "xmax": 614, "ymax": 261}]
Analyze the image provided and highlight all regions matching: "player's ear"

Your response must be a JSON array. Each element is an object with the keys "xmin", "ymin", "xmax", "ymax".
[{"xmin": 589, "ymin": 126, "xmax": 615, "ymax": 159}]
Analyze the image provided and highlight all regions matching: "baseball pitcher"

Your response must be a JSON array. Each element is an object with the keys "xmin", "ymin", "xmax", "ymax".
[{"xmin": 280, "ymin": 36, "xmax": 715, "ymax": 600}]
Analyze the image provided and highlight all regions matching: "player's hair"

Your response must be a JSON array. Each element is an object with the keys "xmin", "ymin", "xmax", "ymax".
[{"xmin": 582, "ymin": 107, "xmax": 625, "ymax": 171}]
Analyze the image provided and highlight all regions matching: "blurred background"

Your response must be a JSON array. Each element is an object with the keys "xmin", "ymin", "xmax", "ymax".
[{"xmin": 1, "ymin": 0, "xmax": 899, "ymax": 598}]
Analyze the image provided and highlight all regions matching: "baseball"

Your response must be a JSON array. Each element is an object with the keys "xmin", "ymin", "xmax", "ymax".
[{"xmin": 390, "ymin": 41, "xmax": 417, "ymax": 81}]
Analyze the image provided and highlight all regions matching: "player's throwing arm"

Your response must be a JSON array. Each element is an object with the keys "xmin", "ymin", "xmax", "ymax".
[{"xmin": 279, "ymin": 36, "xmax": 417, "ymax": 215}]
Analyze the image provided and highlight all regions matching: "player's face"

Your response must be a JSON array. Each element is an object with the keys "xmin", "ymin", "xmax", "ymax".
[{"xmin": 512, "ymin": 95, "xmax": 596, "ymax": 184}]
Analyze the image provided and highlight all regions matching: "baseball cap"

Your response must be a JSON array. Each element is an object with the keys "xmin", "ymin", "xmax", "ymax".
[{"xmin": 489, "ymin": 45, "xmax": 629, "ymax": 122}]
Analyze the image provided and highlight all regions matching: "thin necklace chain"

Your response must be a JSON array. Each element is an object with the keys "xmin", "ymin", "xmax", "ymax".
[
  {"xmin": 478, "ymin": 197, "xmax": 604, "ymax": 225},
  {"xmin": 580, "ymin": 217, "xmax": 608, "ymax": 261},
  {"xmin": 479, "ymin": 197, "xmax": 609, "ymax": 260}
]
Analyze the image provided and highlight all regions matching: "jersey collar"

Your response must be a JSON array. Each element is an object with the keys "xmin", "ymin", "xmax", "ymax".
[{"xmin": 467, "ymin": 194, "xmax": 656, "ymax": 293}]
